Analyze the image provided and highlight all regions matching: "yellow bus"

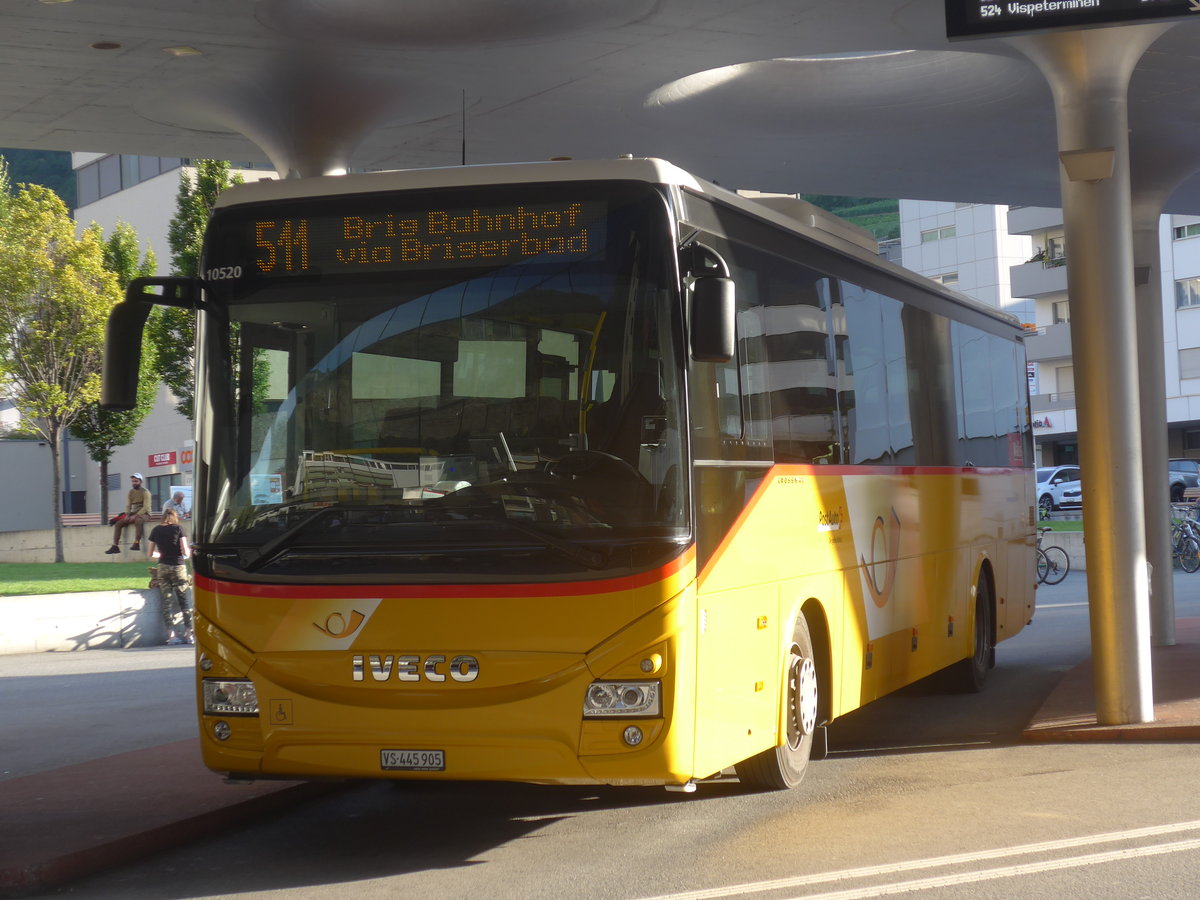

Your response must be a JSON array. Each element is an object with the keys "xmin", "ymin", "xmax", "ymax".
[{"xmin": 104, "ymin": 158, "xmax": 1035, "ymax": 791}]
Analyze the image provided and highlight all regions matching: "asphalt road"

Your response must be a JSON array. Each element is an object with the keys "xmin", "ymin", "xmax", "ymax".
[{"xmin": 11, "ymin": 572, "xmax": 1200, "ymax": 899}]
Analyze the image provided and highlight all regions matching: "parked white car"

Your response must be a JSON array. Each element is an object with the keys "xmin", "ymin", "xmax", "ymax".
[{"xmin": 1036, "ymin": 465, "xmax": 1082, "ymax": 516}]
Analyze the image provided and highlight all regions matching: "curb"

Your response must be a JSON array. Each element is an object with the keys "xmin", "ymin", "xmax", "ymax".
[
  {"xmin": 0, "ymin": 782, "xmax": 340, "ymax": 898},
  {"xmin": 0, "ymin": 740, "xmax": 347, "ymax": 898}
]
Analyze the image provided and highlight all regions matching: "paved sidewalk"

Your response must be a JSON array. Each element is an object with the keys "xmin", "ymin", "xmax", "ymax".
[
  {"xmin": 0, "ymin": 741, "xmax": 339, "ymax": 897},
  {"xmin": 1023, "ymin": 616, "xmax": 1200, "ymax": 742},
  {"xmin": 1, "ymin": 622, "xmax": 1197, "ymax": 897}
]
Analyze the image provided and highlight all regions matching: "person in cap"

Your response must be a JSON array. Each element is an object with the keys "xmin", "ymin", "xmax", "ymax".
[{"xmin": 105, "ymin": 473, "xmax": 153, "ymax": 554}]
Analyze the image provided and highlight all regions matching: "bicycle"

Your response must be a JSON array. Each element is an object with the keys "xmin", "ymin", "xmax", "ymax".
[
  {"xmin": 1036, "ymin": 526, "xmax": 1070, "ymax": 585},
  {"xmin": 1170, "ymin": 504, "xmax": 1200, "ymax": 573}
]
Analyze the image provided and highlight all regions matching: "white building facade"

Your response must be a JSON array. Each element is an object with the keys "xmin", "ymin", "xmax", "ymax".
[
  {"xmin": 71, "ymin": 153, "xmax": 271, "ymax": 519},
  {"xmin": 901, "ymin": 198, "xmax": 1200, "ymax": 468}
]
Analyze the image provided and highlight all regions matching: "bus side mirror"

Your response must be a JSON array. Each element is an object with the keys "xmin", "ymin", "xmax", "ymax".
[
  {"xmin": 101, "ymin": 277, "xmax": 202, "ymax": 410},
  {"xmin": 690, "ymin": 276, "xmax": 735, "ymax": 363}
]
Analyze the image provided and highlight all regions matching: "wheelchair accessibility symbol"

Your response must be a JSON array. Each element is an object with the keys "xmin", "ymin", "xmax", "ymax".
[{"xmin": 270, "ymin": 699, "xmax": 293, "ymax": 724}]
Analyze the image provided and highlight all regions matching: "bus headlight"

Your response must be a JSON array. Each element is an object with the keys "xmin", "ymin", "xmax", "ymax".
[
  {"xmin": 583, "ymin": 681, "xmax": 660, "ymax": 718},
  {"xmin": 202, "ymin": 678, "xmax": 259, "ymax": 716}
]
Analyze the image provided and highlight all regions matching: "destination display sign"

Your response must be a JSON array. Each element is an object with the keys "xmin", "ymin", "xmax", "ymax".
[
  {"xmin": 207, "ymin": 198, "xmax": 608, "ymax": 280},
  {"xmin": 946, "ymin": 0, "xmax": 1200, "ymax": 39}
]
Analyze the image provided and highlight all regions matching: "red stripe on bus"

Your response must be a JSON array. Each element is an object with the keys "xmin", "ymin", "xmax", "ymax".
[{"xmin": 766, "ymin": 464, "xmax": 1028, "ymax": 477}]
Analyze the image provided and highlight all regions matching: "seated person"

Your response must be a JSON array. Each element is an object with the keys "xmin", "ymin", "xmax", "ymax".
[{"xmin": 106, "ymin": 473, "xmax": 153, "ymax": 554}]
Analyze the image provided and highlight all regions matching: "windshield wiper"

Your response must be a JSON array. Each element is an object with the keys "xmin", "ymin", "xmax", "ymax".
[
  {"xmin": 232, "ymin": 499, "xmax": 607, "ymax": 573},
  {"xmin": 491, "ymin": 515, "xmax": 607, "ymax": 570},
  {"xmin": 238, "ymin": 504, "xmax": 348, "ymax": 573},
  {"xmin": 436, "ymin": 489, "xmax": 609, "ymax": 569}
]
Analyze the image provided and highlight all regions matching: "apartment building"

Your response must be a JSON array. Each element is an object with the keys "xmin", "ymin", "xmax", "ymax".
[{"xmin": 901, "ymin": 199, "xmax": 1200, "ymax": 467}]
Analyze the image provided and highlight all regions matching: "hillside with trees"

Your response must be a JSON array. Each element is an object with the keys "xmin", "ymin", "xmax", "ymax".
[
  {"xmin": 0, "ymin": 148, "xmax": 73, "ymax": 207},
  {"xmin": 802, "ymin": 194, "xmax": 899, "ymax": 242}
]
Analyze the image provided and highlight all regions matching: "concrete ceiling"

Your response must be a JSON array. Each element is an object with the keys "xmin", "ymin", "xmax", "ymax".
[{"xmin": 3, "ymin": 0, "xmax": 1200, "ymax": 211}]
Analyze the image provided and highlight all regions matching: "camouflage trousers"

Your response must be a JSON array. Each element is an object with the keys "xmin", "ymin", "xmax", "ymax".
[{"xmin": 156, "ymin": 563, "xmax": 193, "ymax": 635}]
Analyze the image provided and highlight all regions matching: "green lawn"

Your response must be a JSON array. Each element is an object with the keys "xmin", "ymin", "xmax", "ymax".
[
  {"xmin": 1039, "ymin": 518, "xmax": 1084, "ymax": 532},
  {"xmin": 0, "ymin": 562, "xmax": 153, "ymax": 597}
]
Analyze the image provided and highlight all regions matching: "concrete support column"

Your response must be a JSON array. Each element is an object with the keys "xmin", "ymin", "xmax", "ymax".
[
  {"xmin": 177, "ymin": 48, "xmax": 410, "ymax": 179},
  {"xmin": 1129, "ymin": 137, "xmax": 1200, "ymax": 647},
  {"xmin": 1132, "ymin": 199, "xmax": 1175, "ymax": 647},
  {"xmin": 1013, "ymin": 24, "xmax": 1171, "ymax": 725}
]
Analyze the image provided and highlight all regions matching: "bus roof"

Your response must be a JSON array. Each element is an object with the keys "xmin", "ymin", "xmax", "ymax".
[
  {"xmin": 213, "ymin": 156, "xmax": 707, "ymax": 207},
  {"xmin": 212, "ymin": 156, "xmax": 1023, "ymax": 331}
]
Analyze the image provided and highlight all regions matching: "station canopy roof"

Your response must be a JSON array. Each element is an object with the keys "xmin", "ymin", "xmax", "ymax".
[{"xmin": 3, "ymin": 0, "xmax": 1200, "ymax": 212}]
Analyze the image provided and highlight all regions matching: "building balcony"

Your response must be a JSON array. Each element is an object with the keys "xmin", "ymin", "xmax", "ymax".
[
  {"xmin": 1031, "ymin": 391, "xmax": 1076, "ymax": 413},
  {"xmin": 1024, "ymin": 322, "xmax": 1072, "ymax": 362},
  {"xmin": 1010, "ymin": 258, "xmax": 1069, "ymax": 299},
  {"xmin": 1007, "ymin": 206, "xmax": 1063, "ymax": 235},
  {"xmin": 1030, "ymin": 394, "xmax": 1077, "ymax": 435}
]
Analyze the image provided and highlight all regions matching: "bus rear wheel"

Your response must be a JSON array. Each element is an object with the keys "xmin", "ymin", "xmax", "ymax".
[
  {"xmin": 734, "ymin": 615, "xmax": 819, "ymax": 791},
  {"xmin": 949, "ymin": 575, "xmax": 994, "ymax": 693}
]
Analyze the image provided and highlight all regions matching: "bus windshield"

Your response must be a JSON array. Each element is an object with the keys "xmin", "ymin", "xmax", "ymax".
[{"xmin": 195, "ymin": 182, "xmax": 688, "ymax": 581}]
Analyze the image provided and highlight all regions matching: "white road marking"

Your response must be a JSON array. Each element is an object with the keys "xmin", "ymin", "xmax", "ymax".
[
  {"xmin": 788, "ymin": 837, "xmax": 1200, "ymax": 900},
  {"xmin": 634, "ymin": 820, "xmax": 1200, "ymax": 900}
]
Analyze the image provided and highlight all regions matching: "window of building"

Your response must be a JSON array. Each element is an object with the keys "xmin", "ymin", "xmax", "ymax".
[
  {"xmin": 1052, "ymin": 300, "xmax": 1070, "ymax": 324},
  {"xmin": 930, "ymin": 272, "xmax": 959, "ymax": 286},
  {"xmin": 1055, "ymin": 365, "xmax": 1075, "ymax": 395},
  {"xmin": 1047, "ymin": 236, "xmax": 1066, "ymax": 261},
  {"xmin": 1185, "ymin": 429, "xmax": 1200, "ymax": 451},
  {"xmin": 74, "ymin": 154, "xmax": 188, "ymax": 208},
  {"xmin": 97, "ymin": 155, "xmax": 120, "ymax": 198},
  {"xmin": 146, "ymin": 474, "xmax": 175, "ymax": 511},
  {"xmin": 76, "ymin": 163, "xmax": 99, "ymax": 207},
  {"xmin": 1180, "ymin": 348, "xmax": 1200, "ymax": 380},
  {"xmin": 920, "ymin": 225, "xmax": 956, "ymax": 243},
  {"xmin": 120, "ymin": 155, "xmax": 139, "ymax": 189},
  {"xmin": 1173, "ymin": 223, "xmax": 1200, "ymax": 240},
  {"xmin": 1176, "ymin": 277, "xmax": 1200, "ymax": 309}
]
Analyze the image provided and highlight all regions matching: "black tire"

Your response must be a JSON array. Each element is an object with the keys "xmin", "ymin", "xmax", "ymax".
[
  {"xmin": 1041, "ymin": 545, "xmax": 1070, "ymax": 584},
  {"xmin": 1178, "ymin": 537, "xmax": 1200, "ymax": 574},
  {"xmin": 1038, "ymin": 494, "xmax": 1055, "ymax": 517},
  {"xmin": 1171, "ymin": 484, "xmax": 1185, "ymax": 503},
  {"xmin": 734, "ymin": 615, "xmax": 819, "ymax": 791},
  {"xmin": 1036, "ymin": 548, "xmax": 1049, "ymax": 584},
  {"xmin": 949, "ymin": 576, "xmax": 994, "ymax": 693}
]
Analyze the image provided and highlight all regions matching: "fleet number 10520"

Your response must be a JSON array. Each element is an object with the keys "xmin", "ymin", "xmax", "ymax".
[{"xmin": 205, "ymin": 266, "xmax": 243, "ymax": 281}]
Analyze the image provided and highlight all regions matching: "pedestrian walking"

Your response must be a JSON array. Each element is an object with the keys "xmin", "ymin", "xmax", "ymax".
[{"xmin": 147, "ymin": 507, "xmax": 193, "ymax": 645}]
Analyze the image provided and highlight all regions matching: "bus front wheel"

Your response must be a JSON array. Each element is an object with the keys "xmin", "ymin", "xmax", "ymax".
[{"xmin": 734, "ymin": 615, "xmax": 818, "ymax": 791}]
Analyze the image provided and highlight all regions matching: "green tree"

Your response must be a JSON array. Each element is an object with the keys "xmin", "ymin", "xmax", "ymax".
[
  {"xmin": 71, "ymin": 221, "xmax": 159, "ymax": 522},
  {"xmin": 0, "ymin": 181, "xmax": 122, "ymax": 562},
  {"xmin": 147, "ymin": 160, "xmax": 243, "ymax": 419},
  {"xmin": 0, "ymin": 156, "xmax": 10, "ymax": 221}
]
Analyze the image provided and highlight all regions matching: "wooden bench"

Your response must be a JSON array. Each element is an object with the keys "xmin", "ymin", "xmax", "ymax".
[
  {"xmin": 61, "ymin": 512, "xmax": 163, "ymax": 527},
  {"xmin": 61, "ymin": 513, "xmax": 102, "ymax": 527}
]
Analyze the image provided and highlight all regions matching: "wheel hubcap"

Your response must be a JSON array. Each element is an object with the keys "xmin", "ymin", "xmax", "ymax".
[{"xmin": 788, "ymin": 648, "xmax": 818, "ymax": 746}]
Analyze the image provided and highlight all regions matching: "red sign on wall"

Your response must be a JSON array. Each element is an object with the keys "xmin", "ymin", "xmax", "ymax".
[{"xmin": 148, "ymin": 451, "xmax": 177, "ymax": 468}]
